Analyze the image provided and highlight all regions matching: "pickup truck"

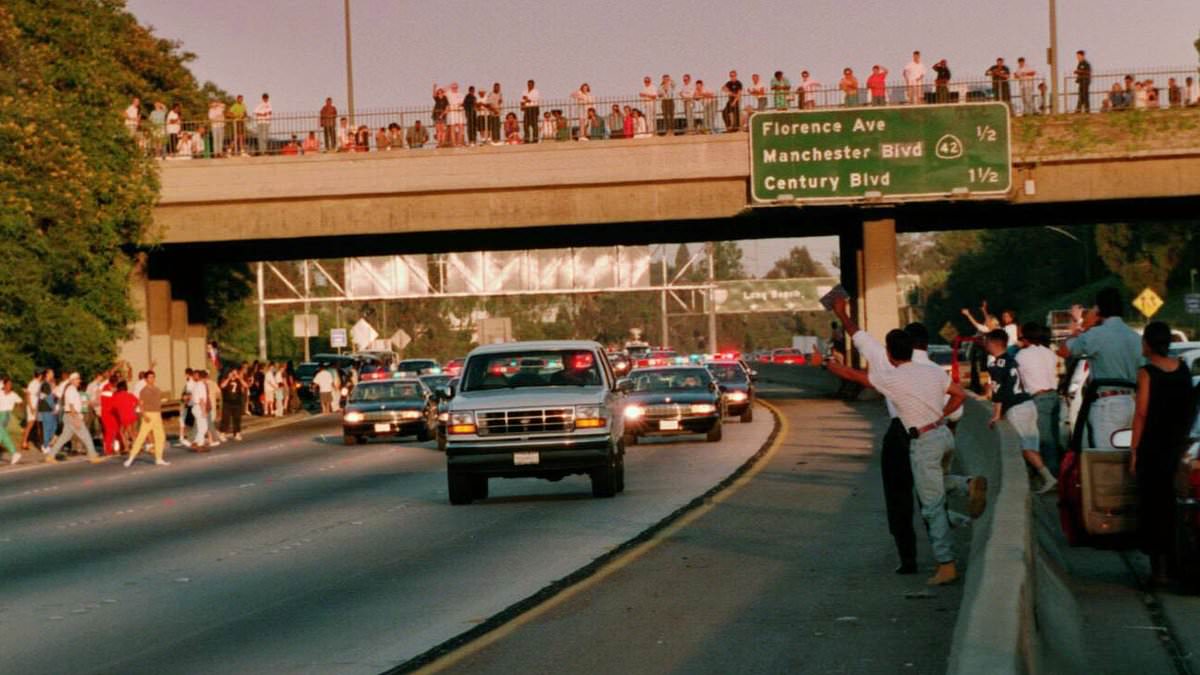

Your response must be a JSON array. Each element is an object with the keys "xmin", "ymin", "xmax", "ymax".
[{"xmin": 442, "ymin": 340, "xmax": 627, "ymax": 504}]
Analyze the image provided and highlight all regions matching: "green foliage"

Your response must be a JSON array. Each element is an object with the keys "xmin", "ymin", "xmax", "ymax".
[
  {"xmin": 764, "ymin": 246, "xmax": 828, "ymax": 278},
  {"xmin": 0, "ymin": 1, "xmax": 225, "ymax": 380},
  {"xmin": 1094, "ymin": 222, "xmax": 1196, "ymax": 296}
]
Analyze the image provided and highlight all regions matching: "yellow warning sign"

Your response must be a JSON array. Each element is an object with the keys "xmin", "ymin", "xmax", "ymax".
[{"xmin": 1133, "ymin": 287, "xmax": 1164, "ymax": 319}]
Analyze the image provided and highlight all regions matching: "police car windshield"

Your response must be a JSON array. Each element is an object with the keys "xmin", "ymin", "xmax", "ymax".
[
  {"xmin": 705, "ymin": 364, "xmax": 747, "ymax": 382},
  {"xmin": 350, "ymin": 382, "xmax": 424, "ymax": 402},
  {"xmin": 631, "ymin": 368, "xmax": 713, "ymax": 392}
]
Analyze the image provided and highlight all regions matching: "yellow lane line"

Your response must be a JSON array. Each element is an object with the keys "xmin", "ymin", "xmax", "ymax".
[{"xmin": 412, "ymin": 399, "xmax": 789, "ymax": 674}]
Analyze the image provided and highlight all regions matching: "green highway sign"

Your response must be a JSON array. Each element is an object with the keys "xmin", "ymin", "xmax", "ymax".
[
  {"xmin": 750, "ymin": 103, "xmax": 1011, "ymax": 204},
  {"xmin": 713, "ymin": 278, "xmax": 839, "ymax": 313}
]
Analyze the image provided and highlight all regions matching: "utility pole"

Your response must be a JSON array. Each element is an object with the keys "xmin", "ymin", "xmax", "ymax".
[
  {"xmin": 302, "ymin": 260, "xmax": 311, "ymax": 362},
  {"xmin": 344, "ymin": 0, "xmax": 356, "ymax": 124},
  {"xmin": 1047, "ymin": 0, "xmax": 1060, "ymax": 113},
  {"xmin": 256, "ymin": 262, "xmax": 267, "ymax": 360},
  {"xmin": 660, "ymin": 257, "xmax": 669, "ymax": 347},
  {"xmin": 706, "ymin": 243, "xmax": 718, "ymax": 354}
]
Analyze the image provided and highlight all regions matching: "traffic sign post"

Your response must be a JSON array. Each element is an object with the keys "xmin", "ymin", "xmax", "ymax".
[
  {"xmin": 749, "ymin": 103, "xmax": 1012, "ymax": 204},
  {"xmin": 330, "ymin": 328, "xmax": 348, "ymax": 350}
]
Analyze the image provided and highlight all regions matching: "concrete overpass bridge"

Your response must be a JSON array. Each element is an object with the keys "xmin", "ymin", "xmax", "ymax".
[{"xmin": 126, "ymin": 110, "xmax": 1200, "ymax": 385}]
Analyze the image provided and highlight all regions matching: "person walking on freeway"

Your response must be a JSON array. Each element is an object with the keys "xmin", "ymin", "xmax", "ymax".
[
  {"xmin": 984, "ymin": 330, "xmax": 1058, "ymax": 494},
  {"xmin": 0, "ymin": 377, "xmax": 24, "ymax": 465},
  {"xmin": 125, "ymin": 371, "xmax": 169, "ymax": 467},
  {"xmin": 49, "ymin": 373, "xmax": 103, "ymax": 463},
  {"xmin": 21, "ymin": 369, "xmax": 44, "ymax": 451},
  {"xmin": 826, "ymin": 296, "xmax": 986, "ymax": 586}
]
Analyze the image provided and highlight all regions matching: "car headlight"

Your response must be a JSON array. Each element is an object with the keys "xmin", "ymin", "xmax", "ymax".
[
  {"xmin": 399, "ymin": 410, "xmax": 422, "ymax": 420},
  {"xmin": 343, "ymin": 411, "xmax": 365, "ymax": 423},
  {"xmin": 448, "ymin": 411, "xmax": 476, "ymax": 434},
  {"xmin": 438, "ymin": 412, "xmax": 449, "ymax": 422},
  {"xmin": 624, "ymin": 405, "xmax": 645, "ymax": 420},
  {"xmin": 725, "ymin": 391, "xmax": 747, "ymax": 402},
  {"xmin": 690, "ymin": 403, "xmax": 717, "ymax": 415}
]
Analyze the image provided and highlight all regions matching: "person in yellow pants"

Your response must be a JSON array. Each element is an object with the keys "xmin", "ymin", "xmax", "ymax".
[{"xmin": 124, "ymin": 371, "xmax": 169, "ymax": 467}]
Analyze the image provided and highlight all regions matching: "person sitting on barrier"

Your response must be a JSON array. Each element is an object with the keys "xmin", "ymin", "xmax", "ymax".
[
  {"xmin": 1130, "ymin": 321, "xmax": 1197, "ymax": 586},
  {"xmin": 985, "ymin": 329, "xmax": 1058, "ymax": 494}
]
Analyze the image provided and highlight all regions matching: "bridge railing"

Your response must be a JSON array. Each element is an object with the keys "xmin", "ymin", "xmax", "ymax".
[
  {"xmin": 1059, "ymin": 66, "xmax": 1198, "ymax": 113},
  {"xmin": 129, "ymin": 70, "xmax": 1196, "ymax": 159}
]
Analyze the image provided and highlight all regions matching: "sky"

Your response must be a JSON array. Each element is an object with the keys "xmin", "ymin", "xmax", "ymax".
[{"xmin": 125, "ymin": 0, "xmax": 1199, "ymax": 274}]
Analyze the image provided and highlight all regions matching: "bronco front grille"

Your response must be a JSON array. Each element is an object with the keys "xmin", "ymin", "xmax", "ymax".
[{"xmin": 477, "ymin": 408, "xmax": 574, "ymax": 435}]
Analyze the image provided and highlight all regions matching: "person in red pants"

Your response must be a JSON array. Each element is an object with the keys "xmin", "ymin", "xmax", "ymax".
[
  {"xmin": 100, "ymin": 374, "xmax": 120, "ymax": 455},
  {"xmin": 110, "ymin": 381, "xmax": 140, "ymax": 454}
]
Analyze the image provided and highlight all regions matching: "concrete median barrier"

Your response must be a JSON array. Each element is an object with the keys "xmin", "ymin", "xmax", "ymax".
[{"xmin": 752, "ymin": 363, "xmax": 842, "ymax": 395}]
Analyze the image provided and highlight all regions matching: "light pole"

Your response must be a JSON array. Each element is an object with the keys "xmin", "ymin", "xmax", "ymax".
[
  {"xmin": 344, "ymin": 0, "xmax": 356, "ymax": 124},
  {"xmin": 1047, "ymin": 0, "xmax": 1060, "ymax": 113}
]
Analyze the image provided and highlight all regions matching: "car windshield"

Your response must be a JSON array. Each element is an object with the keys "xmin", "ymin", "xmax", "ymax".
[
  {"xmin": 420, "ymin": 375, "xmax": 451, "ymax": 390},
  {"xmin": 706, "ymin": 364, "xmax": 747, "ymax": 382},
  {"xmin": 631, "ymin": 368, "xmax": 713, "ymax": 392},
  {"xmin": 462, "ymin": 350, "xmax": 602, "ymax": 391},
  {"xmin": 350, "ymin": 382, "xmax": 424, "ymax": 402}
]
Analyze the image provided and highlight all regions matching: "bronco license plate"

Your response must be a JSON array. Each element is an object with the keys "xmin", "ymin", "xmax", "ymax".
[
  {"xmin": 659, "ymin": 420, "xmax": 680, "ymax": 431},
  {"xmin": 513, "ymin": 452, "xmax": 540, "ymax": 466}
]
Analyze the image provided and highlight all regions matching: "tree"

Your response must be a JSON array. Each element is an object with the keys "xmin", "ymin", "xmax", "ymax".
[
  {"xmin": 0, "ymin": 1, "xmax": 228, "ymax": 379},
  {"xmin": 764, "ymin": 246, "xmax": 829, "ymax": 278},
  {"xmin": 1094, "ymin": 222, "xmax": 1195, "ymax": 296}
]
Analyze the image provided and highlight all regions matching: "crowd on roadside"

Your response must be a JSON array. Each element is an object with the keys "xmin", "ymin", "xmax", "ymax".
[
  {"xmin": 820, "ymin": 286, "xmax": 1198, "ymax": 588},
  {"xmin": 122, "ymin": 49, "xmax": 1200, "ymax": 158},
  {"xmin": 0, "ymin": 349, "xmax": 314, "ymax": 469}
]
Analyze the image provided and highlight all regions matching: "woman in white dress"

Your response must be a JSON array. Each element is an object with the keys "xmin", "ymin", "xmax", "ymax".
[
  {"xmin": 444, "ymin": 82, "xmax": 466, "ymax": 147},
  {"xmin": 569, "ymin": 83, "xmax": 594, "ymax": 141},
  {"xmin": 633, "ymin": 109, "xmax": 651, "ymax": 138}
]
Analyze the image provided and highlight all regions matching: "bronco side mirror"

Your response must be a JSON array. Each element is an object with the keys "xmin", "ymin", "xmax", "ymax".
[
  {"xmin": 615, "ymin": 378, "xmax": 631, "ymax": 393},
  {"xmin": 1110, "ymin": 429, "xmax": 1133, "ymax": 450}
]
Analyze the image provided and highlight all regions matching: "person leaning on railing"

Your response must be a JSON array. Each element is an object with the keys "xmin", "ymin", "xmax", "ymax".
[{"xmin": 406, "ymin": 119, "xmax": 429, "ymax": 149}]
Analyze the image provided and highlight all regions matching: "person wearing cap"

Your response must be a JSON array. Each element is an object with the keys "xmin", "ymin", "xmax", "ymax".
[
  {"xmin": 49, "ymin": 372, "xmax": 102, "ymax": 463},
  {"xmin": 826, "ymin": 295, "xmax": 986, "ymax": 586}
]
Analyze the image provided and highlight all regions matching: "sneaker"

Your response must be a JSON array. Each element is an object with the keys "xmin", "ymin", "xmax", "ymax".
[
  {"xmin": 88, "ymin": 456, "xmax": 106, "ymax": 464},
  {"xmin": 927, "ymin": 561, "xmax": 959, "ymax": 586},
  {"xmin": 43, "ymin": 454, "xmax": 58, "ymax": 464},
  {"xmin": 154, "ymin": 459, "xmax": 170, "ymax": 466},
  {"xmin": 1037, "ymin": 476, "xmax": 1058, "ymax": 495},
  {"xmin": 234, "ymin": 434, "xmax": 243, "ymax": 441},
  {"xmin": 123, "ymin": 457, "xmax": 134, "ymax": 468},
  {"xmin": 967, "ymin": 476, "xmax": 988, "ymax": 519},
  {"xmin": 210, "ymin": 441, "xmax": 221, "ymax": 447},
  {"xmin": 10, "ymin": 452, "xmax": 20, "ymax": 465}
]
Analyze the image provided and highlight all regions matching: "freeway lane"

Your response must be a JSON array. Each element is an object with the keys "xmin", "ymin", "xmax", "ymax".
[
  {"xmin": 430, "ymin": 395, "xmax": 969, "ymax": 675},
  {"xmin": 0, "ymin": 406, "xmax": 773, "ymax": 675}
]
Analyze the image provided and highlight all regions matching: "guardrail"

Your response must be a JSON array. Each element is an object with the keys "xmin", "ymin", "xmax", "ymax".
[{"xmin": 1062, "ymin": 67, "xmax": 1198, "ymax": 114}]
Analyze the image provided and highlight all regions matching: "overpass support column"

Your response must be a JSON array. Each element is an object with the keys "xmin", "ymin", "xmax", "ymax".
[{"xmin": 861, "ymin": 218, "xmax": 901, "ymax": 337}]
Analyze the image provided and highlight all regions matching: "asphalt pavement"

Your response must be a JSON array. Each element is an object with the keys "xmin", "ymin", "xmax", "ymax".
[
  {"xmin": 0, "ymin": 403, "xmax": 772, "ymax": 674},
  {"xmin": 423, "ymin": 394, "xmax": 972, "ymax": 675}
]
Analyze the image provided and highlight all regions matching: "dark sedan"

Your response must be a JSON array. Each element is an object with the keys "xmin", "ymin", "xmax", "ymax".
[
  {"xmin": 705, "ymin": 360, "xmax": 756, "ymax": 422},
  {"xmin": 621, "ymin": 366, "xmax": 724, "ymax": 445},
  {"xmin": 341, "ymin": 378, "xmax": 437, "ymax": 445}
]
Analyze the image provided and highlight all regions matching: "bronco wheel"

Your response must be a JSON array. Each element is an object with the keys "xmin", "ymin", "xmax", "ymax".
[
  {"xmin": 343, "ymin": 434, "xmax": 355, "ymax": 446},
  {"xmin": 591, "ymin": 458, "xmax": 619, "ymax": 498},
  {"xmin": 448, "ymin": 471, "xmax": 474, "ymax": 505},
  {"xmin": 740, "ymin": 405, "xmax": 753, "ymax": 423},
  {"xmin": 416, "ymin": 423, "xmax": 432, "ymax": 442}
]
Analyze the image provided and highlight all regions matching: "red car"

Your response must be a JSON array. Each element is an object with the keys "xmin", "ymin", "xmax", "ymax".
[
  {"xmin": 770, "ymin": 348, "xmax": 806, "ymax": 365},
  {"xmin": 443, "ymin": 358, "xmax": 465, "ymax": 377}
]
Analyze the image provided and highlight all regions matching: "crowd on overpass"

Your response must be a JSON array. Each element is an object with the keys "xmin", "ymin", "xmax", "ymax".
[
  {"xmin": 121, "ymin": 52, "xmax": 1199, "ymax": 158},
  {"xmin": 0, "ymin": 353, "xmax": 309, "ymax": 468}
]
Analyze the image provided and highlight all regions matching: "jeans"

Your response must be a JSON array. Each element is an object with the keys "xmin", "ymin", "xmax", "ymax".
[
  {"xmin": 660, "ymin": 98, "xmax": 674, "ymax": 135},
  {"xmin": 910, "ymin": 426, "xmax": 970, "ymax": 564},
  {"xmin": 523, "ymin": 107, "xmax": 539, "ymax": 143},
  {"xmin": 1076, "ymin": 81, "xmax": 1090, "ymax": 112},
  {"xmin": 1088, "ymin": 394, "xmax": 1134, "ymax": 449},
  {"xmin": 322, "ymin": 124, "xmax": 337, "ymax": 151},
  {"xmin": 681, "ymin": 99, "xmax": 694, "ymax": 133},
  {"xmin": 1033, "ymin": 392, "xmax": 1060, "ymax": 473},
  {"xmin": 51, "ymin": 413, "xmax": 97, "ymax": 458},
  {"xmin": 256, "ymin": 122, "xmax": 270, "ymax": 155},
  {"xmin": 722, "ymin": 99, "xmax": 740, "ymax": 131},
  {"xmin": 38, "ymin": 412, "xmax": 58, "ymax": 450}
]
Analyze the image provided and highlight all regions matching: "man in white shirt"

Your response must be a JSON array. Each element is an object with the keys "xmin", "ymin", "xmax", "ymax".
[
  {"xmin": 208, "ymin": 99, "xmax": 227, "ymax": 156},
  {"xmin": 263, "ymin": 364, "xmax": 278, "ymax": 417},
  {"xmin": 254, "ymin": 92, "xmax": 273, "ymax": 156},
  {"xmin": 520, "ymin": 80, "xmax": 540, "ymax": 144},
  {"xmin": 49, "ymin": 373, "xmax": 102, "ymax": 462},
  {"xmin": 1016, "ymin": 323, "xmax": 1062, "ymax": 473},
  {"xmin": 1014, "ymin": 57, "xmax": 1038, "ymax": 116},
  {"xmin": 22, "ymin": 370, "xmax": 43, "ymax": 451},
  {"xmin": 313, "ymin": 367, "xmax": 335, "ymax": 413},
  {"xmin": 800, "ymin": 71, "xmax": 821, "ymax": 109},
  {"xmin": 903, "ymin": 50, "xmax": 926, "ymax": 104},
  {"xmin": 0, "ymin": 377, "xmax": 24, "ymax": 464},
  {"xmin": 827, "ymin": 296, "xmax": 985, "ymax": 586},
  {"xmin": 658, "ymin": 74, "xmax": 675, "ymax": 135},
  {"xmin": 187, "ymin": 371, "xmax": 210, "ymax": 449},
  {"xmin": 124, "ymin": 98, "xmax": 141, "ymax": 135},
  {"xmin": 679, "ymin": 74, "xmax": 696, "ymax": 134},
  {"xmin": 638, "ymin": 76, "xmax": 658, "ymax": 136}
]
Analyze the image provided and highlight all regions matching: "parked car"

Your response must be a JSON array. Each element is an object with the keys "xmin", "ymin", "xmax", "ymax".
[
  {"xmin": 622, "ymin": 366, "xmax": 724, "ymax": 444},
  {"xmin": 341, "ymin": 376, "xmax": 437, "ymax": 445},
  {"xmin": 770, "ymin": 348, "xmax": 806, "ymax": 365},
  {"xmin": 442, "ymin": 340, "xmax": 626, "ymax": 504},
  {"xmin": 396, "ymin": 359, "xmax": 441, "ymax": 376}
]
